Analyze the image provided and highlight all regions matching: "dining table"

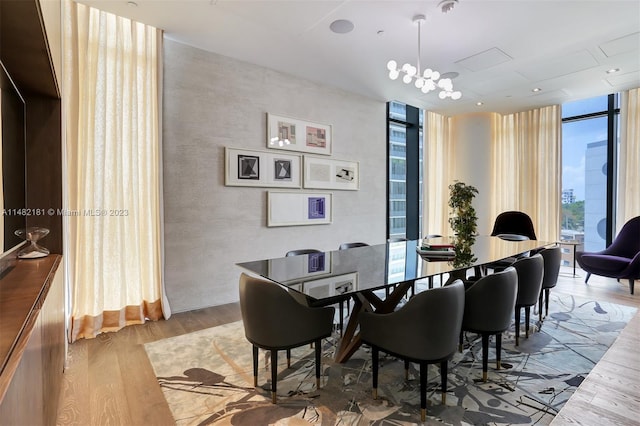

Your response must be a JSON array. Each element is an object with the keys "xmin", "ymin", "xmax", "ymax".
[{"xmin": 236, "ymin": 236, "xmax": 555, "ymax": 363}]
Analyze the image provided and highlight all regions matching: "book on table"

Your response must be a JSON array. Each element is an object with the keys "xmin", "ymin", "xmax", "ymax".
[{"xmin": 416, "ymin": 243, "xmax": 456, "ymax": 258}]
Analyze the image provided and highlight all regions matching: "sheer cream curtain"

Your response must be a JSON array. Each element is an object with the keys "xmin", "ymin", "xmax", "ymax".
[
  {"xmin": 490, "ymin": 105, "xmax": 562, "ymax": 242},
  {"xmin": 423, "ymin": 111, "xmax": 457, "ymax": 236},
  {"xmin": 64, "ymin": 1, "xmax": 169, "ymax": 341},
  {"xmin": 618, "ymin": 87, "xmax": 640, "ymax": 229}
]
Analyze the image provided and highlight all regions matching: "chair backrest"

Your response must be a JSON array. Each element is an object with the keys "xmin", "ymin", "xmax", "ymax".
[
  {"xmin": 491, "ymin": 211, "xmax": 537, "ymax": 240},
  {"xmin": 512, "ymin": 254, "xmax": 544, "ymax": 306},
  {"xmin": 380, "ymin": 280, "xmax": 465, "ymax": 361},
  {"xmin": 339, "ymin": 242, "xmax": 369, "ymax": 250},
  {"xmin": 606, "ymin": 216, "xmax": 640, "ymax": 258},
  {"xmin": 286, "ymin": 248, "xmax": 321, "ymax": 257},
  {"xmin": 463, "ymin": 267, "xmax": 517, "ymax": 333},
  {"xmin": 238, "ymin": 273, "xmax": 333, "ymax": 348},
  {"xmin": 540, "ymin": 246, "xmax": 561, "ymax": 290}
]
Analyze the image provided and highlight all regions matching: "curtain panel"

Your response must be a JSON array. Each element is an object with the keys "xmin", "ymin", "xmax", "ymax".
[
  {"xmin": 64, "ymin": 1, "xmax": 169, "ymax": 341},
  {"xmin": 490, "ymin": 105, "xmax": 561, "ymax": 243},
  {"xmin": 423, "ymin": 111, "xmax": 457, "ymax": 237},
  {"xmin": 618, "ymin": 87, "xmax": 640, "ymax": 229}
]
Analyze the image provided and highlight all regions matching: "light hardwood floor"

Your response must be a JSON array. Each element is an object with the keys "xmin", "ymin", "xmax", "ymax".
[{"xmin": 55, "ymin": 269, "xmax": 639, "ymax": 425}]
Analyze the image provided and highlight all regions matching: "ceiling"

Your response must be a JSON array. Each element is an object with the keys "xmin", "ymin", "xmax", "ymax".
[{"xmin": 77, "ymin": 0, "xmax": 640, "ymax": 116}]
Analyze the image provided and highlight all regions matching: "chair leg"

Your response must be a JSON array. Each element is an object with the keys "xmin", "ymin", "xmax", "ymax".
[
  {"xmin": 440, "ymin": 361, "xmax": 447, "ymax": 404},
  {"xmin": 286, "ymin": 349, "xmax": 291, "ymax": 368},
  {"xmin": 420, "ymin": 361, "xmax": 428, "ymax": 422},
  {"xmin": 515, "ymin": 307, "xmax": 521, "ymax": 346},
  {"xmin": 252, "ymin": 345, "xmax": 259, "ymax": 387},
  {"xmin": 314, "ymin": 339, "xmax": 322, "ymax": 389},
  {"xmin": 404, "ymin": 360, "xmax": 410, "ymax": 380},
  {"xmin": 459, "ymin": 330, "xmax": 463, "ymax": 352},
  {"xmin": 270, "ymin": 350, "xmax": 278, "ymax": 403},
  {"xmin": 630, "ymin": 279, "xmax": 635, "ymax": 295},
  {"xmin": 372, "ymin": 347, "xmax": 379, "ymax": 399},
  {"xmin": 538, "ymin": 291, "xmax": 544, "ymax": 323},
  {"xmin": 525, "ymin": 306, "xmax": 531, "ymax": 338},
  {"xmin": 545, "ymin": 289, "xmax": 550, "ymax": 316},
  {"xmin": 495, "ymin": 333, "xmax": 502, "ymax": 370},
  {"xmin": 481, "ymin": 333, "xmax": 489, "ymax": 382},
  {"xmin": 338, "ymin": 301, "xmax": 344, "ymax": 335},
  {"xmin": 585, "ymin": 272, "xmax": 591, "ymax": 283}
]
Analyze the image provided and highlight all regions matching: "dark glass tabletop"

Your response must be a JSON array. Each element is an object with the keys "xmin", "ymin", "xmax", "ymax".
[{"xmin": 237, "ymin": 236, "xmax": 553, "ymax": 302}]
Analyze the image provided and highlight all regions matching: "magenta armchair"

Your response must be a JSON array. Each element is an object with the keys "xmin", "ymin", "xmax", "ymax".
[{"xmin": 576, "ymin": 216, "xmax": 640, "ymax": 295}]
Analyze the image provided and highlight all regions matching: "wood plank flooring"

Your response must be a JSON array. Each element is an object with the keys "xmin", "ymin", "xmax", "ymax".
[{"xmin": 55, "ymin": 269, "xmax": 639, "ymax": 425}]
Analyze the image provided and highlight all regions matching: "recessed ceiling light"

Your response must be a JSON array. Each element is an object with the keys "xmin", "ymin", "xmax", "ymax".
[
  {"xmin": 476, "ymin": 102, "xmax": 483, "ymax": 106},
  {"xmin": 330, "ymin": 19, "xmax": 354, "ymax": 34},
  {"xmin": 606, "ymin": 68, "xmax": 620, "ymax": 74},
  {"xmin": 127, "ymin": 1, "xmax": 138, "ymax": 6},
  {"xmin": 532, "ymin": 88, "xmax": 542, "ymax": 92}
]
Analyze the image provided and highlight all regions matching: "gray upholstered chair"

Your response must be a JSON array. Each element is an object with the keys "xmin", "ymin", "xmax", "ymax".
[
  {"xmin": 512, "ymin": 254, "xmax": 544, "ymax": 345},
  {"xmin": 238, "ymin": 273, "xmax": 335, "ymax": 403},
  {"xmin": 539, "ymin": 246, "xmax": 561, "ymax": 323},
  {"xmin": 286, "ymin": 248, "xmax": 322, "ymax": 257},
  {"xmin": 460, "ymin": 267, "xmax": 517, "ymax": 381},
  {"xmin": 338, "ymin": 242, "xmax": 369, "ymax": 250},
  {"xmin": 359, "ymin": 280, "xmax": 465, "ymax": 422}
]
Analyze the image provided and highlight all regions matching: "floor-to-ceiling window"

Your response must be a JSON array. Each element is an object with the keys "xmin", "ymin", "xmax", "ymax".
[
  {"xmin": 387, "ymin": 101, "xmax": 422, "ymax": 240},
  {"xmin": 561, "ymin": 94, "xmax": 620, "ymax": 252}
]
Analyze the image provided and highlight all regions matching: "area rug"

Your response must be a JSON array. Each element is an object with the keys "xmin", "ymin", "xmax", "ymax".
[{"xmin": 144, "ymin": 294, "xmax": 636, "ymax": 425}]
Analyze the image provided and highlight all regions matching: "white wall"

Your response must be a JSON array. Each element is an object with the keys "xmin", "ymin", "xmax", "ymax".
[
  {"xmin": 452, "ymin": 113, "xmax": 493, "ymax": 235},
  {"xmin": 163, "ymin": 39, "xmax": 387, "ymax": 313}
]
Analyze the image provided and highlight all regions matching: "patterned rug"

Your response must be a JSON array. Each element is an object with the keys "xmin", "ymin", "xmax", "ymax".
[{"xmin": 144, "ymin": 294, "xmax": 636, "ymax": 425}]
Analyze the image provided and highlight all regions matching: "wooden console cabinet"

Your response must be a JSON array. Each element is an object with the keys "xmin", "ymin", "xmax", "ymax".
[{"xmin": 0, "ymin": 256, "xmax": 64, "ymax": 425}]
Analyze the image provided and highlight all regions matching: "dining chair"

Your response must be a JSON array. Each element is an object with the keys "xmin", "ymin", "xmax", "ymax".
[
  {"xmin": 490, "ymin": 211, "xmax": 537, "ymax": 240},
  {"xmin": 338, "ymin": 242, "xmax": 369, "ymax": 250},
  {"xmin": 512, "ymin": 254, "xmax": 544, "ymax": 345},
  {"xmin": 359, "ymin": 280, "xmax": 465, "ymax": 422},
  {"xmin": 459, "ymin": 267, "xmax": 517, "ymax": 381},
  {"xmin": 238, "ymin": 273, "xmax": 335, "ymax": 403},
  {"xmin": 285, "ymin": 248, "xmax": 322, "ymax": 257},
  {"xmin": 286, "ymin": 248, "xmax": 349, "ymax": 334},
  {"xmin": 576, "ymin": 216, "xmax": 640, "ymax": 295},
  {"xmin": 538, "ymin": 246, "xmax": 561, "ymax": 324}
]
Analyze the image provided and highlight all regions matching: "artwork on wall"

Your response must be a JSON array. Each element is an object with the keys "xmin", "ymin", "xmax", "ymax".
[
  {"xmin": 225, "ymin": 147, "xmax": 301, "ymax": 188},
  {"xmin": 303, "ymin": 156, "xmax": 359, "ymax": 190},
  {"xmin": 267, "ymin": 113, "xmax": 332, "ymax": 156},
  {"xmin": 302, "ymin": 272, "xmax": 358, "ymax": 299},
  {"xmin": 267, "ymin": 191, "xmax": 332, "ymax": 227}
]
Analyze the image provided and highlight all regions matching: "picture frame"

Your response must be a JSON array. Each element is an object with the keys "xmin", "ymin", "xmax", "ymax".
[
  {"xmin": 225, "ymin": 147, "xmax": 301, "ymax": 188},
  {"xmin": 303, "ymin": 156, "xmax": 359, "ymax": 190},
  {"xmin": 302, "ymin": 272, "xmax": 358, "ymax": 299},
  {"xmin": 267, "ymin": 113, "xmax": 332, "ymax": 156},
  {"xmin": 267, "ymin": 191, "xmax": 332, "ymax": 227}
]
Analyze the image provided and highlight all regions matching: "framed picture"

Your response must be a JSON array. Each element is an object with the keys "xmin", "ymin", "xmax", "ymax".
[
  {"xmin": 225, "ymin": 147, "xmax": 301, "ymax": 188},
  {"xmin": 302, "ymin": 272, "xmax": 358, "ymax": 299},
  {"xmin": 267, "ymin": 113, "xmax": 332, "ymax": 155},
  {"xmin": 303, "ymin": 156, "xmax": 359, "ymax": 190},
  {"xmin": 267, "ymin": 191, "xmax": 332, "ymax": 227}
]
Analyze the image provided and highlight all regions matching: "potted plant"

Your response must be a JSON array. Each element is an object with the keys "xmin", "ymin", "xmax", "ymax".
[{"xmin": 448, "ymin": 181, "xmax": 479, "ymax": 267}]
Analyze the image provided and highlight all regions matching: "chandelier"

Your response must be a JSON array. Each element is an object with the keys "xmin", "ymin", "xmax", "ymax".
[{"xmin": 386, "ymin": 14, "xmax": 462, "ymax": 100}]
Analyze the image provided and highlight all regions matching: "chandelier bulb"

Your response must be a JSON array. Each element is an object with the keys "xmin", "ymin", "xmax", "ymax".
[{"xmin": 384, "ymin": 16, "xmax": 462, "ymax": 100}]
